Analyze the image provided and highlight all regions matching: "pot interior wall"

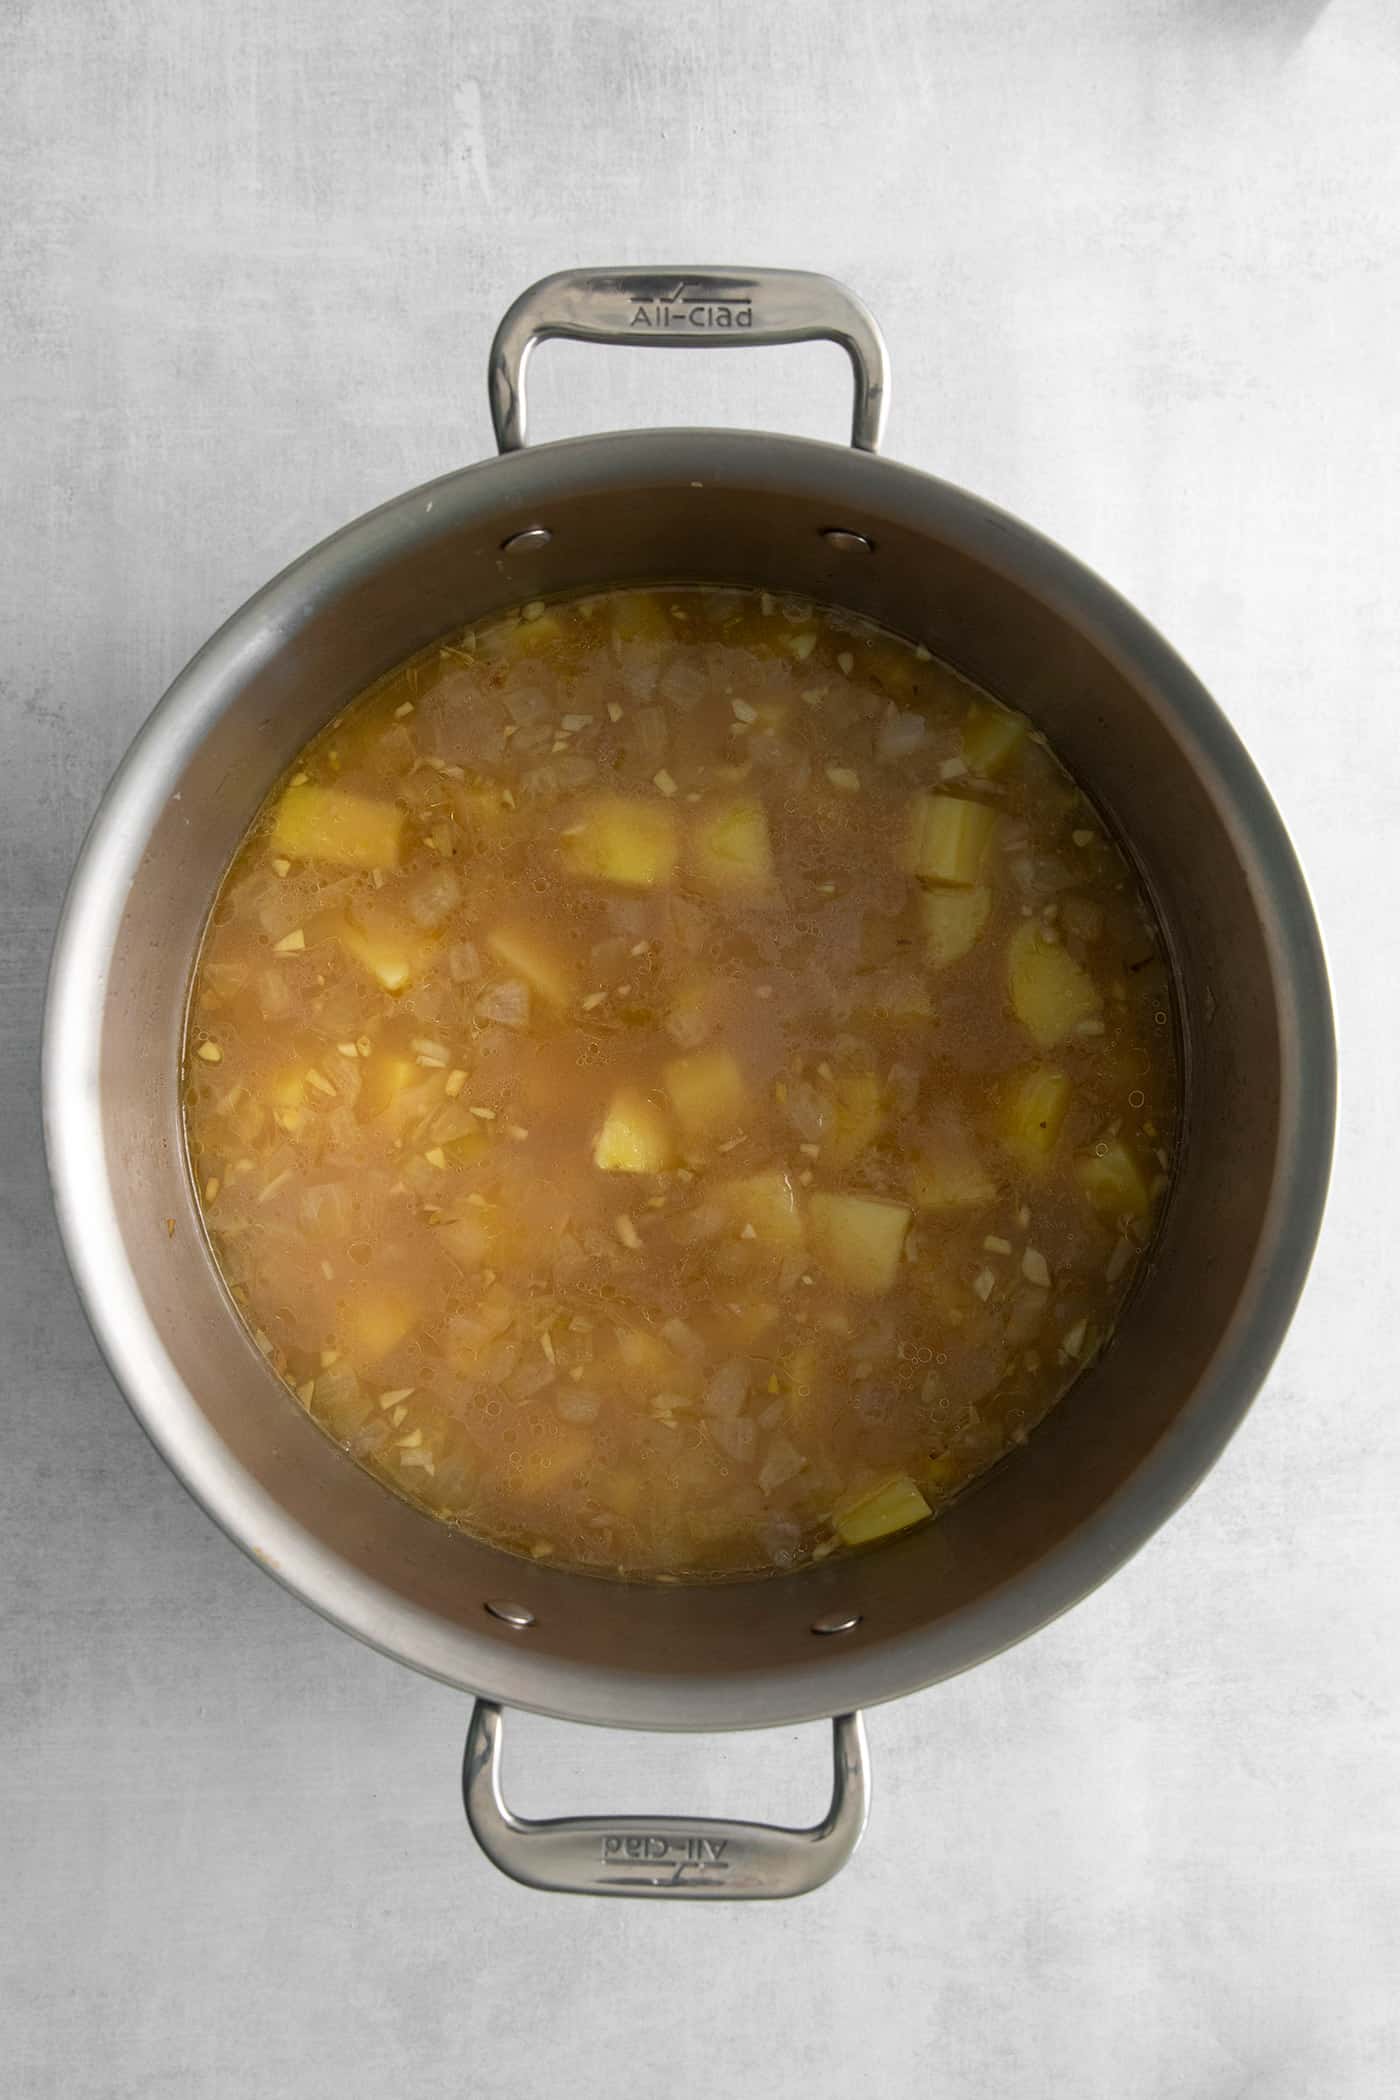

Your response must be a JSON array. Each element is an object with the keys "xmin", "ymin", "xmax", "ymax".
[{"xmin": 77, "ymin": 433, "xmax": 1321, "ymax": 1728}]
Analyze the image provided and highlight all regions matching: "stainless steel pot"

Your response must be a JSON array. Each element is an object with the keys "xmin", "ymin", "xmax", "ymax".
[{"xmin": 43, "ymin": 268, "xmax": 1335, "ymax": 1899}]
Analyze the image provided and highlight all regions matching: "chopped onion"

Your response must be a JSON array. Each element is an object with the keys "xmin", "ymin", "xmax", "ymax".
[
  {"xmin": 475, "ymin": 979, "xmax": 531, "ymax": 1029},
  {"xmin": 704, "ymin": 1359, "xmax": 750, "ymax": 1420},
  {"xmin": 658, "ymin": 655, "xmax": 708, "ymax": 711},
  {"xmin": 503, "ymin": 685, "xmax": 550, "ymax": 726},
  {"xmin": 758, "ymin": 1436, "xmax": 806, "ymax": 1494},
  {"xmin": 405, "ymin": 865, "xmax": 463, "ymax": 929},
  {"xmin": 555, "ymin": 1388, "xmax": 600, "ymax": 1423},
  {"xmin": 635, "ymin": 706, "xmax": 669, "ymax": 763},
  {"xmin": 875, "ymin": 706, "xmax": 927, "ymax": 763},
  {"xmin": 710, "ymin": 1415, "xmax": 756, "ymax": 1462},
  {"xmin": 660, "ymin": 1316, "xmax": 705, "ymax": 1360}
]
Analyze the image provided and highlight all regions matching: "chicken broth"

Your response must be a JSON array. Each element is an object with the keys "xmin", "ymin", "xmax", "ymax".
[{"xmin": 184, "ymin": 586, "xmax": 1178, "ymax": 1579}]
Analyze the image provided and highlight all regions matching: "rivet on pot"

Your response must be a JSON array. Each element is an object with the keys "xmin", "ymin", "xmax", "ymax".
[
  {"xmin": 819, "ymin": 527, "xmax": 875, "ymax": 555},
  {"xmin": 811, "ymin": 1610, "xmax": 861, "ymax": 1636},
  {"xmin": 501, "ymin": 526, "xmax": 552, "ymax": 554},
  {"xmin": 485, "ymin": 1600, "xmax": 536, "ymax": 1628}
]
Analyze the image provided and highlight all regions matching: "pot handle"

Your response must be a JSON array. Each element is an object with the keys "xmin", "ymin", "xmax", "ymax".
[
  {"xmin": 488, "ymin": 266, "xmax": 888, "ymax": 455},
  {"xmin": 462, "ymin": 1699, "xmax": 869, "ymax": 1900}
]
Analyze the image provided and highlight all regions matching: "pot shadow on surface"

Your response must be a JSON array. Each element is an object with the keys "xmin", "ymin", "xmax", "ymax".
[{"xmin": 1178, "ymin": 0, "xmax": 1335, "ymax": 52}]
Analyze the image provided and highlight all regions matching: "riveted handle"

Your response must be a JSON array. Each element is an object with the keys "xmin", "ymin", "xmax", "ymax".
[
  {"xmin": 487, "ymin": 266, "xmax": 888, "ymax": 454},
  {"xmin": 463, "ymin": 1701, "xmax": 870, "ymax": 1900}
]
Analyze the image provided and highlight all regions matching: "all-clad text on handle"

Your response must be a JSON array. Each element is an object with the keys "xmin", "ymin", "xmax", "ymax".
[
  {"xmin": 463, "ymin": 1701, "xmax": 870, "ymax": 1900},
  {"xmin": 488, "ymin": 266, "xmax": 888, "ymax": 454}
]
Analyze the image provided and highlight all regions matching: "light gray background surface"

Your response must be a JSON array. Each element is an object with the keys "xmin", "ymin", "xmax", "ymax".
[{"xmin": 3, "ymin": 2, "xmax": 1397, "ymax": 2095}]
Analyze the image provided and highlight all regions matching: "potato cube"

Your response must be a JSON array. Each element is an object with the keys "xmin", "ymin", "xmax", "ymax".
[
  {"xmin": 486, "ymin": 923, "xmax": 574, "ymax": 1009},
  {"xmin": 825, "ymin": 1070, "xmax": 885, "ymax": 1170},
  {"xmin": 518, "ymin": 1427, "xmax": 596, "ymax": 1496},
  {"xmin": 614, "ymin": 1327, "xmax": 682, "ymax": 1382},
  {"xmin": 593, "ymin": 1087, "xmax": 675, "ymax": 1173},
  {"xmin": 906, "ymin": 793, "xmax": 997, "ymax": 885},
  {"xmin": 810, "ymin": 1192, "xmax": 911, "ymax": 1294},
  {"xmin": 664, "ymin": 1047, "xmax": 749, "ymax": 1143},
  {"xmin": 357, "ymin": 1051, "xmax": 422, "ymax": 1121},
  {"xmin": 341, "ymin": 1287, "xmax": 415, "ymax": 1364},
  {"xmin": 610, "ymin": 592, "xmax": 675, "ymax": 643},
  {"xmin": 563, "ymin": 795, "xmax": 678, "ymax": 889},
  {"xmin": 689, "ymin": 796, "xmax": 775, "ymax": 897},
  {"xmin": 1000, "ymin": 1067, "xmax": 1072, "ymax": 1166},
  {"xmin": 962, "ymin": 701, "xmax": 1028, "ymax": 777},
  {"xmin": 921, "ymin": 884, "xmax": 992, "ymax": 969},
  {"xmin": 502, "ymin": 609, "xmax": 567, "ymax": 658},
  {"xmin": 718, "ymin": 1167, "xmax": 805, "ymax": 1251},
  {"xmin": 435, "ymin": 1212, "xmax": 496, "ymax": 1269},
  {"xmin": 262, "ymin": 1066, "xmax": 309, "ymax": 1134},
  {"xmin": 665, "ymin": 975, "xmax": 725, "ymax": 1051},
  {"xmin": 309, "ymin": 1365, "xmax": 377, "ymax": 1442},
  {"xmin": 272, "ymin": 784, "xmax": 402, "ymax": 871},
  {"xmin": 832, "ymin": 1473, "xmax": 931, "ymax": 1545},
  {"xmin": 910, "ymin": 1128, "xmax": 996, "ymax": 1211},
  {"xmin": 1076, "ymin": 1139, "xmax": 1151, "ymax": 1222},
  {"xmin": 718, "ymin": 1299, "xmax": 779, "ymax": 1346},
  {"xmin": 863, "ymin": 644, "xmax": 917, "ymax": 698},
  {"xmin": 339, "ymin": 915, "xmax": 434, "ymax": 995},
  {"xmin": 1007, "ymin": 921, "xmax": 1102, "ymax": 1047},
  {"xmin": 915, "ymin": 1451, "xmax": 966, "ymax": 1501},
  {"xmin": 452, "ymin": 781, "xmax": 513, "ymax": 843},
  {"xmin": 781, "ymin": 1341, "xmax": 823, "ymax": 1422}
]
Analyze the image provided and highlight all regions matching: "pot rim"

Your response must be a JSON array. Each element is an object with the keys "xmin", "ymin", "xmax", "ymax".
[{"xmin": 42, "ymin": 426, "xmax": 1336, "ymax": 1731}]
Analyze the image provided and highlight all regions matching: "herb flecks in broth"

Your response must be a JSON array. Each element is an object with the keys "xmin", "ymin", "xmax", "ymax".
[{"xmin": 184, "ymin": 587, "xmax": 1178, "ymax": 1579}]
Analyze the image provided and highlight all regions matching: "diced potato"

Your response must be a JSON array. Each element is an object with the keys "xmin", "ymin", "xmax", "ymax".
[
  {"xmin": 718, "ymin": 1167, "xmax": 804, "ymax": 1251},
  {"xmin": 593, "ymin": 1087, "xmax": 675, "ymax": 1173},
  {"xmin": 666, "ymin": 975, "xmax": 724, "ymax": 1051},
  {"xmin": 962, "ymin": 701, "xmax": 1028, "ymax": 777},
  {"xmin": 782, "ymin": 1341, "xmax": 822, "ymax": 1421},
  {"xmin": 689, "ymin": 796, "xmax": 775, "ymax": 897},
  {"xmin": 1007, "ymin": 921, "xmax": 1101, "ymax": 1047},
  {"xmin": 864, "ymin": 975, "xmax": 932, "ymax": 1022},
  {"xmin": 610, "ymin": 592, "xmax": 675, "ymax": 643},
  {"xmin": 486, "ymin": 923, "xmax": 574, "ymax": 1009},
  {"xmin": 718, "ymin": 1299, "xmax": 779, "ymax": 1346},
  {"xmin": 502, "ymin": 609, "xmax": 567, "ymax": 657},
  {"xmin": 906, "ymin": 793, "xmax": 997, "ymax": 886},
  {"xmin": 310, "ymin": 1366, "xmax": 377, "ymax": 1442},
  {"xmin": 452, "ymin": 781, "xmax": 513, "ymax": 843},
  {"xmin": 910, "ymin": 1131, "xmax": 996, "ymax": 1211},
  {"xmin": 519, "ymin": 1427, "xmax": 595, "ymax": 1495},
  {"xmin": 664, "ymin": 1047, "xmax": 749, "ymax": 1143},
  {"xmin": 810, "ymin": 1192, "xmax": 911, "ymax": 1294},
  {"xmin": 922, "ymin": 885, "xmax": 992, "ymax": 969},
  {"xmin": 600, "ymin": 1469, "xmax": 644, "ymax": 1517},
  {"xmin": 825, "ymin": 1070, "xmax": 885, "ymax": 1170},
  {"xmin": 439, "ymin": 1125, "xmax": 491, "ymax": 1169},
  {"xmin": 563, "ymin": 794, "xmax": 678, "ymax": 889},
  {"xmin": 1000, "ymin": 1066, "xmax": 1072, "ymax": 1165},
  {"xmin": 616, "ymin": 1328, "xmax": 676, "ymax": 1376},
  {"xmin": 863, "ymin": 644, "xmax": 917, "ymax": 699},
  {"xmin": 1076, "ymin": 1139, "xmax": 1151, "ymax": 1222},
  {"xmin": 341, "ymin": 1287, "xmax": 415, "ymax": 1364},
  {"xmin": 357, "ymin": 1052, "xmax": 422, "ymax": 1121},
  {"xmin": 339, "ymin": 915, "xmax": 434, "ymax": 994},
  {"xmin": 832, "ymin": 1472, "xmax": 931, "ymax": 1545},
  {"xmin": 272, "ymin": 784, "xmax": 403, "ymax": 871},
  {"xmin": 915, "ymin": 1451, "xmax": 966, "ymax": 1500},
  {"xmin": 436, "ymin": 1212, "xmax": 496, "ymax": 1268},
  {"xmin": 264, "ymin": 1067, "xmax": 307, "ymax": 1110}
]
